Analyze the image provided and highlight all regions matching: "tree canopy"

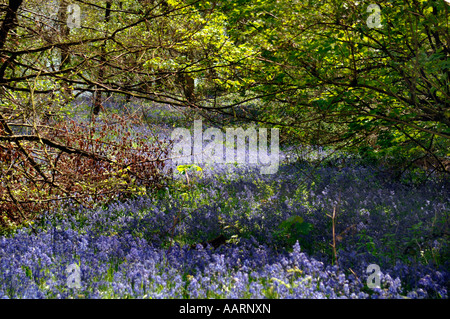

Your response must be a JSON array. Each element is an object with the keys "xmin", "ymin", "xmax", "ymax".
[{"xmin": 215, "ymin": 0, "xmax": 449, "ymax": 173}]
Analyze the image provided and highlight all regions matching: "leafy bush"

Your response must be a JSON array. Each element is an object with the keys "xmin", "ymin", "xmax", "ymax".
[
  {"xmin": 0, "ymin": 113, "xmax": 171, "ymax": 233},
  {"xmin": 273, "ymin": 216, "xmax": 314, "ymax": 249}
]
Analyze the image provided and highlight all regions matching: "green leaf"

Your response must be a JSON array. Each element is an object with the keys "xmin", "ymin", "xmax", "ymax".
[{"xmin": 279, "ymin": 215, "xmax": 304, "ymax": 229}]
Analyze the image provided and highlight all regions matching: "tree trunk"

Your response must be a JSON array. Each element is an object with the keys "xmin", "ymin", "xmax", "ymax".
[
  {"xmin": 0, "ymin": 0, "xmax": 23, "ymax": 50},
  {"xmin": 0, "ymin": 0, "xmax": 23, "ymax": 81},
  {"xmin": 57, "ymin": 0, "xmax": 72, "ymax": 98},
  {"xmin": 93, "ymin": 1, "xmax": 112, "ymax": 116}
]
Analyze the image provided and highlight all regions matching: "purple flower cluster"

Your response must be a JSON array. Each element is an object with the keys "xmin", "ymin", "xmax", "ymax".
[
  {"xmin": 2, "ymin": 217, "xmax": 445, "ymax": 299},
  {"xmin": 0, "ymin": 112, "xmax": 448, "ymax": 299},
  {"xmin": 0, "ymin": 229, "xmax": 384, "ymax": 299}
]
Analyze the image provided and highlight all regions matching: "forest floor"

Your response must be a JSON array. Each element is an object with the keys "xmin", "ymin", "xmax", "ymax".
[{"xmin": 0, "ymin": 98, "xmax": 448, "ymax": 299}]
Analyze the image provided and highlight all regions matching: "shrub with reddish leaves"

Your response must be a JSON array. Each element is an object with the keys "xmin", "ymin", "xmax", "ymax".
[{"xmin": 0, "ymin": 113, "xmax": 172, "ymax": 232}]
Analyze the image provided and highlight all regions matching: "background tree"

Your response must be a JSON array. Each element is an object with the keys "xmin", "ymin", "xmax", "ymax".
[{"xmin": 214, "ymin": 0, "xmax": 449, "ymax": 175}]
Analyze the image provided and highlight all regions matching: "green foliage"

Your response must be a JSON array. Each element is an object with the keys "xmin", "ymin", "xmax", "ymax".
[
  {"xmin": 176, "ymin": 164, "xmax": 203, "ymax": 175},
  {"xmin": 219, "ymin": 0, "xmax": 450, "ymax": 175},
  {"xmin": 273, "ymin": 216, "xmax": 313, "ymax": 248}
]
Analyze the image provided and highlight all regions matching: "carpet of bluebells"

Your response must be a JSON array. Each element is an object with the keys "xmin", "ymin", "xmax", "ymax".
[{"xmin": 0, "ymin": 101, "xmax": 449, "ymax": 299}]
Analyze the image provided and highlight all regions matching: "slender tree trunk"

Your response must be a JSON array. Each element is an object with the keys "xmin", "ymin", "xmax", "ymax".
[
  {"xmin": 182, "ymin": 73, "xmax": 195, "ymax": 103},
  {"xmin": 57, "ymin": 0, "xmax": 72, "ymax": 99},
  {"xmin": 93, "ymin": 1, "xmax": 112, "ymax": 116},
  {"xmin": 0, "ymin": 0, "xmax": 23, "ymax": 82}
]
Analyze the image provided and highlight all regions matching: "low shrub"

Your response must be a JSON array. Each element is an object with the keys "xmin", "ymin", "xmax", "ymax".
[{"xmin": 0, "ymin": 113, "xmax": 172, "ymax": 234}]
